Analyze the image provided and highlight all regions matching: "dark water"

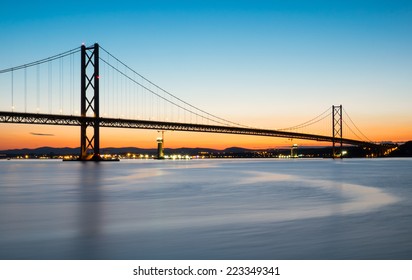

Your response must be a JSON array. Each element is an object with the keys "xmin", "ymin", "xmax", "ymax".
[{"xmin": 0, "ymin": 158, "xmax": 411, "ymax": 259}]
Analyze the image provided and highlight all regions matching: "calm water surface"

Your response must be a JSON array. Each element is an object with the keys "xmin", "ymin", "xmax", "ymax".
[{"xmin": 0, "ymin": 158, "xmax": 411, "ymax": 259}]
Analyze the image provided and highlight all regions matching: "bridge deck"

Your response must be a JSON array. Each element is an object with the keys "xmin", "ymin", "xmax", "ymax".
[{"xmin": 0, "ymin": 111, "xmax": 377, "ymax": 147}]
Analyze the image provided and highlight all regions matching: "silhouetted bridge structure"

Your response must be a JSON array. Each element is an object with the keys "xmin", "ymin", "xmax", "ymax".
[{"xmin": 0, "ymin": 44, "xmax": 386, "ymax": 160}]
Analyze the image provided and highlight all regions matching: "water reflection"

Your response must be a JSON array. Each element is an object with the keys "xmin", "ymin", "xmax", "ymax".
[{"xmin": 76, "ymin": 162, "xmax": 104, "ymax": 259}]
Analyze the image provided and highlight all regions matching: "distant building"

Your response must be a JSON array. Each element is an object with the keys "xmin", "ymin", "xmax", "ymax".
[
  {"xmin": 291, "ymin": 144, "xmax": 298, "ymax": 158},
  {"xmin": 156, "ymin": 137, "xmax": 164, "ymax": 159}
]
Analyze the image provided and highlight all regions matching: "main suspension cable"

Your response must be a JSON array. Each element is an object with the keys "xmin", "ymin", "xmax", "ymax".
[
  {"xmin": 99, "ymin": 45, "xmax": 249, "ymax": 128},
  {"xmin": 100, "ymin": 56, "xmax": 239, "ymax": 127},
  {"xmin": 0, "ymin": 47, "xmax": 80, "ymax": 74},
  {"xmin": 343, "ymin": 108, "xmax": 372, "ymax": 142},
  {"xmin": 278, "ymin": 107, "xmax": 331, "ymax": 131}
]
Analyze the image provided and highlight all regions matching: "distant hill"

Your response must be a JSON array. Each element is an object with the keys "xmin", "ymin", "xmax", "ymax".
[
  {"xmin": 0, "ymin": 146, "xmax": 226, "ymax": 156},
  {"xmin": 0, "ymin": 146, "xmax": 258, "ymax": 156},
  {"xmin": 223, "ymin": 147, "xmax": 255, "ymax": 153},
  {"xmin": 389, "ymin": 141, "xmax": 412, "ymax": 157},
  {"xmin": 0, "ymin": 146, "xmax": 79, "ymax": 156},
  {"xmin": 3, "ymin": 143, "xmax": 410, "ymax": 158}
]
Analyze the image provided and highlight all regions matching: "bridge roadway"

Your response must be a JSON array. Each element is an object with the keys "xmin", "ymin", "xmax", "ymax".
[{"xmin": 0, "ymin": 111, "xmax": 377, "ymax": 147}]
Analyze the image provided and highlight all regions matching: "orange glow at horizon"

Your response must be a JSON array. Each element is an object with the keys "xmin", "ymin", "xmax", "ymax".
[{"xmin": 0, "ymin": 121, "xmax": 411, "ymax": 151}]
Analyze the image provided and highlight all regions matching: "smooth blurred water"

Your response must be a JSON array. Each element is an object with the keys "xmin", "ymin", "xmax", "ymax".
[{"xmin": 0, "ymin": 158, "xmax": 411, "ymax": 259}]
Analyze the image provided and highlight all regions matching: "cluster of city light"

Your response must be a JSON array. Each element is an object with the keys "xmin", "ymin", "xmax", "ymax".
[
  {"xmin": 163, "ymin": 155, "xmax": 191, "ymax": 160},
  {"xmin": 13, "ymin": 155, "xmax": 31, "ymax": 159},
  {"xmin": 63, "ymin": 155, "xmax": 74, "ymax": 160},
  {"xmin": 7, "ymin": 153, "xmax": 197, "ymax": 160},
  {"xmin": 110, "ymin": 153, "xmax": 151, "ymax": 159},
  {"xmin": 383, "ymin": 147, "xmax": 398, "ymax": 156},
  {"xmin": 100, "ymin": 153, "xmax": 193, "ymax": 160},
  {"xmin": 278, "ymin": 154, "xmax": 302, "ymax": 159}
]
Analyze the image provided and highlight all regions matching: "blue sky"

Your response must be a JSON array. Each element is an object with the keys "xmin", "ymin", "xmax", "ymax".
[{"xmin": 1, "ymin": 0, "xmax": 411, "ymax": 146}]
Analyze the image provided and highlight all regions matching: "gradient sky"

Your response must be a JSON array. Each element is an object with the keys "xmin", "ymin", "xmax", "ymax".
[{"xmin": 1, "ymin": 0, "xmax": 411, "ymax": 149}]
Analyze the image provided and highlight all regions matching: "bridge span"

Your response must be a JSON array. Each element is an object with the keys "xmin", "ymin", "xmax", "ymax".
[{"xmin": 0, "ymin": 111, "xmax": 379, "ymax": 148}]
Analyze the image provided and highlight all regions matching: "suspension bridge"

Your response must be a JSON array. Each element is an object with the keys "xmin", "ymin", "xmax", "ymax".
[{"xmin": 0, "ymin": 43, "xmax": 385, "ymax": 160}]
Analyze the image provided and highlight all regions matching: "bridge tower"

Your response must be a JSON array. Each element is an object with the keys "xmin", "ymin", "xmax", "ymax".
[
  {"xmin": 332, "ymin": 105, "xmax": 343, "ymax": 159},
  {"xmin": 80, "ymin": 43, "xmax": 100, "ymax": 161}
]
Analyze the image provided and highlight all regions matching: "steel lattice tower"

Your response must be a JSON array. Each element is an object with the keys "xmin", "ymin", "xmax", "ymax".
[
  {"xmin": 332, "ymin": 105, "xmax": 343, "ymax": 159},
  {"xmin": 80, "ymin": 43, "xmax": 100, "ymax": 160}
]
